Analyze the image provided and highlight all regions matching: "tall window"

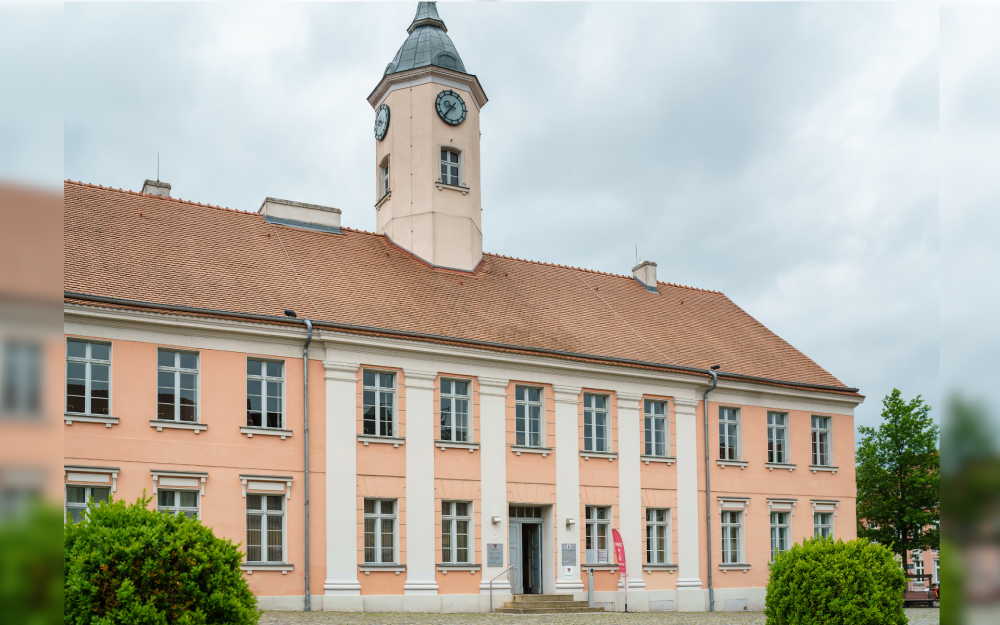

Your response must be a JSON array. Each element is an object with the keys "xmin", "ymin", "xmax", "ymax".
[
  {"xmin": 811, "ymin": 416, "xmax": 831, "ymax": 465},
  {"xmin": 645, "ymin": 508, "xmax": 669, "ymax": 564},
  {"xmin": 767, "ymin": 411, "xmax": 788, "ymax": 463},
  {"xmin": 583, "ymin": 394, "xmax": 608, "ymax": 452},
  {"xmin": 364, "ymin": 499, "xmax": 396, "ymax": 563},
  {"xmin": 247, "ymin": 360, "xmax": 283, "ymax": 429},
  {"xmin": 814, "ymin": 512, "xmax": 833, "ymax": 538},
  {"xmin": 441, "ymin": 501, "xmax": 471, "ymax": 563},
  {"xmin": 66, "ymin": 339, "xmax": 110, "ymax": 416},
  {"xmin": 719, "ymin": 407, "xmax": 740, "ymax": 460},
  {"xmin": 5, "ymin": 340, "xmax": 41, "ymax": 414},
  {"xmin": 440, "ymin": 149, "xmax": 459, "ymax": 186},
  {"xmin": 246, "ymin": 494, "xmax": 284, "ymax": 563},
  {"xmin": 585, "ymin": 506, "xmax": 611, "ymax": 564},
  {"xmin": 913, "ymin": 551, "xmax": 924, "ymax": 577},
  {"xmin": 157, "ymin": 490, "xmax": 199, "ymax": 519},
  {"xmin": 721, "ymin": 511, "xmax": 742, "ymax": 563},
  {"xmin": 157, "ymin": 350, "xmax": 198, "ymax": 422},
  {"xmin": 770, "ymin": 512, "xmax": 789, "ymax": 561},
  {"xmin": 933, "ymin": 558, "xmax": 940, "ymax": 584},
  {"xmin": 380, "ymin": 157, "xmax": 390, "ymax": 197},
  {"xmin": 65, "ymin": 485, "xmax": 110, "ymax": 523},
  {"xmin": 363, "ymin": 371, "xmax": 395, "ymax": 437},
  {"xmin": 515, "ymin": 386, "xmax": 543, "ymax": 447},
  {"xmin": 440, "ymin": 379, "xmax": 470, "ymax": 442},
  {"xmin": 644, "ymin": 400, "xmax": 667, "ymax": 456}
]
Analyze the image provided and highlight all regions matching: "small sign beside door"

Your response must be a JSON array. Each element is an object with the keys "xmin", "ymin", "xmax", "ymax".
[
  {"xmin": 487, "ymin": 542, "xmax": 504, "ymax": 567},
  {"xmin": 561, "ymin": 543, "xmax": 577, "ymax": 566}
]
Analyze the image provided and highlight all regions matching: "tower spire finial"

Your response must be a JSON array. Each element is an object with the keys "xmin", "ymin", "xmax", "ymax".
[{"xmin": 409, "ymin": 1, "xmax": 446, "ymax": 34}]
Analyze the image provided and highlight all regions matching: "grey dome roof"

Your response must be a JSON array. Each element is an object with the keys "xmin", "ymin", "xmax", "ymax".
[{"xmin": 384, "ymin": 2, "xmax": 467, "ymax": 76}]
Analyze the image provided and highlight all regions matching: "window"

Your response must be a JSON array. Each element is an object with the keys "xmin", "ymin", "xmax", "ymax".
[
  {"xmin": 509, "ymin": 505, "xmax": 542, "ymax": 519},
  {"xmin": 441, "ymin": 501, "xmax": 471, "ymax": 563},
  {"xmin": 933, "ymin": 558, "xmax": 939, "ymax": 584},
  {"xmin": 814, "ymin": 512, "xmax": 833, "ymax": 538},
  {"xmin": 719, "ymin": 407, "xmax": 740, "ymax": 460},
  {"xmin": 157, "ymin": 350, "xmax": 198, "ymax": 422},
  {"xmin": 247, "ymin": 494, "xmax": 284, "ymax": 563},
  {"xmin": 585, "ymin": 506, "xmax": 611, "ymax": 564},
  {"xmin": 247, "ymin": 360, "xmax": 284, "ymax": 429},
  {"xmin": 380, "ymin": 157, "xmax": 390, "ymax": 197},
  {"xmin": 66, "ymin": 339, "xmax": 110, "ymax": 416},
  {"xmin": 363, "ymin": 371, "xmax": 395, "ymax": 437},
  {"xmin": 440, "ymin": 149, "xmax": 459, "ymax": 186},
  {"xmin": 770, "ymin": 512, "xmax": 789, "ymax": 561},
  {"xmin": 157, "ymin": 490, "xmax": 199, "ymax": 519},
  {"xmin": 913, "ymin": 551, "xmax": 924, "ymax": 577},
  {"xmin": 515, "ymin": 386, "xmax": 543, "ymax": 447},
  {"xmin": 721, "ymin": 511, "xmax": 742, "ymax": 563},
  {"xmin": 767, "ymin": 411, "xmax": 788, "ymax": 463},
  {"xmin": 645, "ymin": 508, "xmax": 669, "ymax": 564},
  {"xmin": 5, "ymin": 340, "xmax": 41, "ymax": 414},
  {"xmin": 583, "ymin": 394, "xmax": 608, "ymax": 452},
  {"xmin": 65, "ymin": 485, "xmax": 110, "ymax": 523},
  {"xmin": 644, "ymin": 400, "xmax": 667, "ymax": 457},
  {"xmin": 364, "ymin": 499, "xmax": 396, "ymax": 563},
  {"xmin": 811, "ymin": 416, "xmax": 831, "ymax": 466},
  {"xmin": 440, "ymin": 379, "xmax": 470, "ymax": 442}
]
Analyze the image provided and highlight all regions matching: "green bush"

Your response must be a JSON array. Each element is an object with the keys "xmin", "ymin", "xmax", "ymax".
[
  {"xmin": 0, "ymin": 502, "xmax": 63, "ymax": 625},
  {"xmin": 64, "ymin": 494, "xmax": 259, "ymax": 625},
  {"xmin": 764, "ymin": 537, "xmax": 906, "ymax": 625}
]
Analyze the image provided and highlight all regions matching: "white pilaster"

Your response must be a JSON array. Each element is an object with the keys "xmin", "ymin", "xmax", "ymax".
[
  {"xmin": 616, "ymin": 391, "xmax": 647, "ymax": 606},
  {"xmin": 402, "ymin": 369, "xmax": 439, "ymax": 597},
  {"xmin": 553, "ymin": 384, "xmax": 585, "ymax": 593},
  {"xmin": 323, "ymin": 361, "xmax": 363, "ymax": 610},
  {"xmin": 478, "ymin": 377, "xmax": 511, "ymax": 593},
  {"xmin": 674, "ymin": 396, "xmax": 706, "ymax": 611}
]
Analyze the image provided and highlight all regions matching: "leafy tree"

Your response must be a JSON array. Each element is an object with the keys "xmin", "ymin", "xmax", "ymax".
[
  {"xmin": 0, "ymin": 502, "xmax": 63, "ymax": 625},
  {"xmin": 856, "ymin": 389, "xmax": 940, "ymax": 570}
]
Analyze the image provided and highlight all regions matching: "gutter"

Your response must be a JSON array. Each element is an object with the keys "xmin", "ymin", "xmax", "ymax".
[
  {"xmin": 302, "ymin": 320, "xmax": 313, "ymax": 611},
  {"xmin": 703, "ymin": 366, "xmax": 719, "ymax": 612}
]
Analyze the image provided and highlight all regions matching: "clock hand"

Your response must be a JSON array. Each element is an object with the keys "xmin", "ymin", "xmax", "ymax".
[{"xmin": 445, "ymin": 101, "xmax": 456, "ymax": 116}]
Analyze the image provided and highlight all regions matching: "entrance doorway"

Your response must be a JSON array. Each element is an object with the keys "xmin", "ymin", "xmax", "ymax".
[{"xmin": 508, "ymin": 506, "xmax": 543, "ymax": 595}]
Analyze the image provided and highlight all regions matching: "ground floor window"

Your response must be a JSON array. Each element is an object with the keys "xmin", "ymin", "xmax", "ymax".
[
  {"xmin": 157, "ymin": 490, "xmax": 199, "ymax": 519},
  {"xmin": 364, "ymin": 499, "xmax": 396, "ymax": 564},
  {"xmin": 247, "ymin": 494, "xmax": 284, "ymax": 563},
  {"xmin": 814, "ymin": 512, "xmax": 833, "ymax": 538},
  {"xmin": 441, "ymin": 501, "xmax": 471, "ymax": 563},
  {"xmin": 933, "ymin": 558, "xmax": 940, "ymax": 584},
  {"xmin": 645, "ymin": 508, "xmax": 669, "ymax": 564},
  {"xmin": 585, "ymin": 506, "xmax": 610, "ymax": 564},
  {"xmin": 913, "ymin": 551, "xmax": 924, "ymax": 577},
  {"xmin": 65, "ymin": 485, "xmax": 110, "ymax": 523},
  {"xmin": 770, "ymin": 511, "xmax": 789, "ymax": 561},
  {"xmin": 721, "ymin": 511, "xmax": 742, "ymax": 564}
]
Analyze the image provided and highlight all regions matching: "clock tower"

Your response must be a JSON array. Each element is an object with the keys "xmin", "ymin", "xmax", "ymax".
[{"xmin": 368, "ymin": 2, "xmax": 488, "ymax": 272}]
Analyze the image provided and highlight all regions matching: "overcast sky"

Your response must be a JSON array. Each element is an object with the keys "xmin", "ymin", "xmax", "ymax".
[{"xmin": 59, "ymin": 2, "xmax": 948, "ymax": 439}]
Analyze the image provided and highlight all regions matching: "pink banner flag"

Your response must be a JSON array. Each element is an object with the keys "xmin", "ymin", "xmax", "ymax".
[{"xmin": 611, "ymin": 528, "xmax": 626, "ymax": 577}]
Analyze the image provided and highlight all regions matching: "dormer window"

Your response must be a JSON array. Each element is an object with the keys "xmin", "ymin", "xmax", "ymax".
[
  {"xmin": 440, "ymin": 149, "xmax": 459, "ymax": 186},
  {"xmin": 380, "ymin": 156, "xmax": 390, "ymax": 197}
]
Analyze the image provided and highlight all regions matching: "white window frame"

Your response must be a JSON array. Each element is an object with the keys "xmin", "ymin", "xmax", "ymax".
[
  {"xmin": 645, "ymin": 507, "xmax": 670, "ymax": 564},
  {"xmin": 157, "ymin": 489, "xmax": 200, "ymax": 519},
  {"xmin": 644, "ymin": 399, "xmax": 668, "ymax": 457},
  {"xmin": 246, "ymin": 358, "xmax": 285, "ymax": 430},
  {"xmin": 770, "ymin": 511, "xmax": 790, "ymax": 561},
  {"xmin": 439, "ymin": 379, "xmax": 471, "ymax": 443},
  {"xmin": 767, "ymin": 411, "xmax": 789, "ymax": 464},
  {"xmin": 811, "ymin": 416, "xmax": 832, "ymax": 466},
  {"xmin": 583, "ymin": 393, "xmax": 609, "ymax": 453},
  {"xmin": 379, "ymin": 156, "xmax": 390, "ymax": 197},
  {"xmin": 246, "ymin": 492, "xmax": 286, "ymax": 564},
  {"xmin": 585, "ymin": 505, "xmax": 612, "ymax": 564},
  {"xmin": 441, "ymin": 500, "xmax": 472, "ymax": 564},
  {"xmin": 814, "ymin": 512, "xmax": 833, "ymax": 538},
  {"xmin": 65, "ymin": 484, "xmax": 111, "ymax": 523},
  {"xmin": 440, "ymin": 147, "xmax": 461, "ymax": 186},
  {"xmin": 156, "ymin": 349, "xmax": 200, "ymax": 422},
  {"xmin": 514, "ymin": 386, "xmax": 544, "ymax": 447},
  {"xmin": 913, "ymin": 551, "xmax": 924, "ymax": 577},
  {"xmin": 933, "ymin": 557, "xmax": 939, "ymax": 584},
  {"xmin": 721, "ymin": 510, "xmax": 744, "ymax": 564},
  {"xmin": 66, "ymin": 338, "xmax": 112, "ymax": 416},
  {"xmin": 364, "ymin": 498, "xmax": 397, "ymax": 564},
  {"xmin": 4, "ymin": 339, "xmax": 41, "ymax": 415},
  {"xmin": 362, "ymin": 370, "xmax": 396, "ymax": 438},
  {"xmin": 719, "ymin": 407, "xmax": 741, "ymax": 461}
]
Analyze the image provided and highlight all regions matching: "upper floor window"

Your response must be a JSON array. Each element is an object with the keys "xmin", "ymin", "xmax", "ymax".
[
  {"xmin": 440, "ymin": 149, "xmax": 459, "ymax": 186},
  {"xmin": 644, "ymin": 399, "xmax": 667, "ymax": 457},
  {"xmin": 364, "ymin": 498, "xmax": 396, "ymax": 564},
  {"xmin": 247, "ymin": 360, "xmax": 284, "ymax": 429},
  {"xmin": 65, "ymin": 485, "xmax": 110, "ymax": 523},
  {"xmin": 6, "ymin": 340, "xmax": 41, "ymax": 415},
  {"xmin": 379, "ymin": 156, "xmax": 390, "ymax": 197},
  {"xmin": 811, "ymin": 416, "xmax": 831, "ymax": 466},
  {"xmin": 363, "ymin": 371, "xmax": 395, "ymax": 437},
  {"xmin": 157, "ymin": 349, "xmax": 198, "ymax": 422},
  {"xmin": 767, "ymin": 411, "xmax": 788, "ymax": 464},
  {"xmin": 721, "ymin": 510, "xmax": 743, "ymax": 563},
  {"xmin": 719, "ymin": 407, "xmax": 740, "ymax": 460},
  {"xmin": 440, "ymin": 379, "xmax": 470, "ymax": 442},
  {"xmin": 246, "ymin": 494, "xmax": 284, "ymax": 563},
  {"xmin": 158, "ymin": 490, "xmax": 199, "ymax": 519},
  {"xmin": 441, "ymin": 501, "xmax": 471, "ymax": 563},
  {"xmin": 645, "ymin": 508, "xmax": 670, "ymax": 564},
  {"xmin": 515, "ymin": 386, "xmax": 543, "ymax": 447},
  {"xmin": 66, "ymin": 339, "xmax": 110, "ymax": 416},
  {"xmin": 583, "ymin": 394, "xmax": 608, "ymax": 452},
  {"xmin": 770, "ymin": 511, "xmax": 789, "ymax": 561},
  {"xmin": 814, "ymin": 512, "xmax": 833, "ymax": 538},
  {"xmin": 585, "ymin": 506, "xmax": 611, "ymax": 564}
]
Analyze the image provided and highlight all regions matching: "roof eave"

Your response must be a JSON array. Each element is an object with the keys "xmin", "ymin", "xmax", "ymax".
[{"xmin": 368, "ymin": 66, "xmax": 488, "ymax": 110}]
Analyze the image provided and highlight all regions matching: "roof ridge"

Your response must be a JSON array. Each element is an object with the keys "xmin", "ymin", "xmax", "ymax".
[{"xmin": 64, "ymin": 179, "xmax": 255, "ymax": 215}]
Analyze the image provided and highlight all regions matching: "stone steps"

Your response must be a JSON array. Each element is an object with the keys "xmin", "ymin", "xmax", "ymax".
[{"xmin": 494, "ymin": 594, "xmax": 604, "ymax": 614}]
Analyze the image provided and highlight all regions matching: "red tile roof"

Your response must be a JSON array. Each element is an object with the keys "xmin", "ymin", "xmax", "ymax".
[{"xmin": 64, "ymin": 180, "xmax": 855, "ymax": 393}]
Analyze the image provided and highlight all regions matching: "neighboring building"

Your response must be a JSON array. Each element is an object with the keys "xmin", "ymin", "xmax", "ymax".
[{"xmin": 63, "ymin": 2, "xmax": 862, "ymax": 613}]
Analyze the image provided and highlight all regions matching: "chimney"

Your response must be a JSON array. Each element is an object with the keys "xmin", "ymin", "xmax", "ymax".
[
  {"xmin": 258, "ymin": 197, "xmax": 341, "ymax": 234},
  {"xmin": 142, "ymin": 180, "xmax": 171, "ymax": 198},
  {"xmin": 632, "ymin": 260, "xmax": 658, "ymax": 292}
]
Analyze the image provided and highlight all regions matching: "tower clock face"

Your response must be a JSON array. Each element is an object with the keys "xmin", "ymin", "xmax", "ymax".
[
  {"xmin": 374, "ymin": 104, "xmax": 390, "ymax": 140},
  {"xmin": 435, "ymin": 90, "xmax": 467, "ymax": 126}
]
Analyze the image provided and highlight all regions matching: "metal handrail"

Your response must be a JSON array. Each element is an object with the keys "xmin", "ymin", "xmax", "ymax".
[{"xmin": 489, "ymin": 563, "xmax": 515, "ymax": 613}]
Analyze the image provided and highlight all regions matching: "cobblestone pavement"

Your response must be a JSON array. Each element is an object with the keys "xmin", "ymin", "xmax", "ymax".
[{"xmin": 260, "ymin": 607, "xmax": 939, "ymax": 625}]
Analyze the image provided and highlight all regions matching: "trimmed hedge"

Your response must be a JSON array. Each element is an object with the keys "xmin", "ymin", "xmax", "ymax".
[
  {"xmin": 765, "ymin": 537, "xmax": 906, "ymax": 625},
  {"xmin": 64, "ymin": 494, "xmax": 259, "ymax": 625}
]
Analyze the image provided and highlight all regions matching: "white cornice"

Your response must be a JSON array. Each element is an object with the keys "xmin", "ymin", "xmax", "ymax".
[{"xmin": 368, "ymin": 66, "xmax": 488, "ymax": 110}]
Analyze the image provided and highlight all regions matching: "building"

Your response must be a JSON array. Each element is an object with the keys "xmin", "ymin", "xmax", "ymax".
[{"xmin": 63, "ymin": 2, "xmax": 862, "ymax": 613}]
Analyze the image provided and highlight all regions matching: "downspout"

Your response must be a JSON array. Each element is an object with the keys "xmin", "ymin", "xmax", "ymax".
[
  {"xmin": 704, "ymin": 365, "xmax": 719, "ymax": 612},
  {"xmin": 302, "ymin": 320, "xmax": 313, "ymax": 611}
]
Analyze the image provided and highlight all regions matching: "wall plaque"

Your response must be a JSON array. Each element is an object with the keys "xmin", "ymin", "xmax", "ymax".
[
  {"xmin": 487, "ymin": 542, "xmax": 504, "ymax": 567},
  {"xmin": 561, "ymin": 543, "xmax": 577, "ymax": 566}
]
